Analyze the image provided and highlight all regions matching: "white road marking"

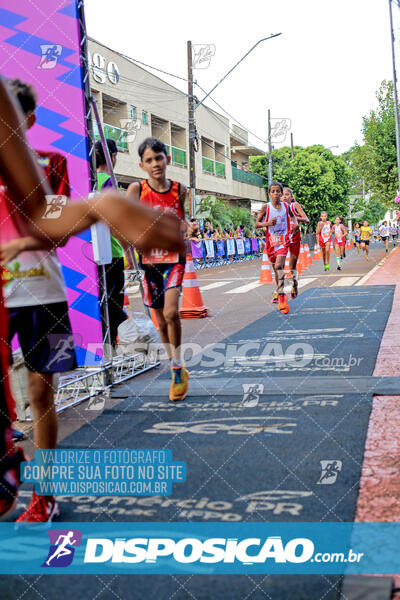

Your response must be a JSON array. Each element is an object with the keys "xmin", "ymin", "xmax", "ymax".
[
  {"xmin": 225, "ymin": 281, "xmax": 263, "ymax": 294},
  {"xmin": 331, "ymin": 277, "xmax": 360, "ymax": 286},
  {"xmin": 297, "ymin": 277, "xmax": 317, "ymax": 289},
  {"xmin": 201, "ymin": 281, "xmax": 234, "ymax": 291}
]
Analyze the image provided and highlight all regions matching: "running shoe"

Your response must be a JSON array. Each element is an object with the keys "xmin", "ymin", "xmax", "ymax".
[
  {"xmin": 326, "ymin": 264, "xmax": 330, "ymax": 271},
  {"xmin": 337, "ymin": 265, "xmax": 341, "ymax": 270},
  {"xmin": 271, "ymin": 292, "xmax": 279, "ymax": 304},
  {"xmin": 0, "ymin": 446, "xmax": 25, "ymax": 521},
  {"xmin": 16, "ymin": 490, "xmax": 59, "ymax": 523},
  {"xmin": 278, "ymin": 293, "xmax": 290, "ymax": 314},
  {"xmin": 290, "ymin": 281, "xmax": 298, "ymax": 299},
  {"xmin": 169, "ymin": 365, "xmax": 189, "ymax": 402}
]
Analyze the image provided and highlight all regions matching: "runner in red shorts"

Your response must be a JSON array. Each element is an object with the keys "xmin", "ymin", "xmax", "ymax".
[
  {"xmin": 282, "ymin": 187, "xmax": 309, "ymax": 299},
  {"xmin": 333, "ymin": 216, "xmax": 348, "ymax": 270},
  {"xmin": 316, "ymin": 212, "xmax": 332, "ymax": 272},
  {"xmin": 255, "ymin": 182, "xmax": 292, "ymax": 314}
]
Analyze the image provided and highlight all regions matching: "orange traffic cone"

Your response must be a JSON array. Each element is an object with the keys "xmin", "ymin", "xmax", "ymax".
[
  {"xmin": 330, "ymin": 244, "xmax": 334, "ymax": 254},
  {"xmin": 259, "ymin": 252, "xmax": 274, "ymax": 283},
  {"xmin": 313, "ymin": 245, "xmax": 320, "ymax": 261},
  {"xmin": 299, "ymin": 245, "xmax": 305, "ymax": 271},
  {"xmin": 305, "ymin": 244, "xmax": 312, "ymax": 266},
  {"xmin": 179, "ymin": 254, "xmax": 208, "ymax": 318},
  {"xmin": 296, "ymin": 255, "xmax": 303, "ymax": 275}
]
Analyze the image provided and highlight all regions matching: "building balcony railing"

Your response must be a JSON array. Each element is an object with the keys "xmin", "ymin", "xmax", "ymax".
[
  {"xmin": 231, "ymin": 165, "xmax": 264, "ymax": 187},
  {"xmin": 92, "ymin": 121, "xmax": 128, "ymax": 152},
  {"xmin": 202, "ymin": 157, "xmax": 214, "ymax": 174},
  {"xmin": 165, "ymin": 145, "xmax": 187, "ymax": 167},
  {"xmin": 215, "ymin": 161, "xmax": 226, "ymax": 178},
  {"xmin": 201, "ymin": 157, "xmax": 226, "ymax": 177}
]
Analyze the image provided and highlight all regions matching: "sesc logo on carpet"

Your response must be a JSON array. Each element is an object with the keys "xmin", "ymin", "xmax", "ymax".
[{"xmin": 42, "ymin": 529, "xmax": 82, "ymax": 568}]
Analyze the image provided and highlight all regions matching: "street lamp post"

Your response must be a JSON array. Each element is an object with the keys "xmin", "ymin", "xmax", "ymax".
[
  {"xmin": 194, "ymin": 34, "xmax": 282, "ymax": 111},
  {"xmin": 389, "ymin": 0, "xmax": 400, "ymax": 190},
  {"xmin": 187, "ymin": 34, "xmax": 281, "ymax": 218}
]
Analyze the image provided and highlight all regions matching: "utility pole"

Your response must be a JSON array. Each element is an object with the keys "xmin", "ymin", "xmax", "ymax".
[
  {"xmin": 187, "ymin": 41, "xmax": 197, "ymax": 218},
  {"xmin": 268, "ymin": 109, "xmax": 272, "ymax": 186},
  {"xmin": 389, "ymin": 0, "xmax": 400, "ymax": 190},
  {"xmin": 290, "ymin": 133, "xmax": 294, "ymax": 160}
]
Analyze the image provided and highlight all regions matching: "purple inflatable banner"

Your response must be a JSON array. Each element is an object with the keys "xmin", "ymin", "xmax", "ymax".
[{"xmin": 0, "ymin": 0, "xmax": 102, "ymax": 365}]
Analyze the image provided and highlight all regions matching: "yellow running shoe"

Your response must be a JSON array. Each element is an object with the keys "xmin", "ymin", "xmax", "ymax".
[
  {"xmin": 271, "ymin": 291, "xmax": 279, "ymax": 304},
  {"xmin": 169, "ymin": 365, "xmax": 189, "ymax": 402}
]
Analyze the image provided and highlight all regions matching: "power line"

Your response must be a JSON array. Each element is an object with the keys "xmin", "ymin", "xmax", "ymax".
[{"xmin": 89, "ymin": 39, "xmax": 268, "ymax": 149}]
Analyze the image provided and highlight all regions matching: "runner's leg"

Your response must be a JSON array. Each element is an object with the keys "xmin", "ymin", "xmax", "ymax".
[
  {"xmin": 335, "ymin": 244, "xmax": 341, "ymax": 270},
  {"xmin": 163, "ymin": 287, "xmax": 182, "ymax": 363},
  {"xmin": 27, "ymin": 372, "xmax": 56, "ymax": 449},
  {"xmin": 276, "ymin": 254, "xmax": 289, "ymax": 314},
  {"xmin": 289, "ymin": 252, "xmax": 298, "ymax": 298}
]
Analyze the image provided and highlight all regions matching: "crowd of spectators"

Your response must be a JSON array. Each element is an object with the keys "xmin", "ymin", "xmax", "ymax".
[{"xmin": 188, "ymin": 217, "xmax": 263, "ymax": 242}]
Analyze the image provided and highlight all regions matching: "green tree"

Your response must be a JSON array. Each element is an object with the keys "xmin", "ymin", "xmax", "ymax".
[
  {"xmin": 197, "ymin": 197, "xmax": 253, "ymax": 231},
  {"xmin": 353, "ymin": 80, "xmax": 398, "ymax": 206},
  {"xmin": 251, "ymin": 145, "xmax": 350, "ymax": 228}
]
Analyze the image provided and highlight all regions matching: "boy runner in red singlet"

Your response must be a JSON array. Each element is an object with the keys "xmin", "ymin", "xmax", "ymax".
[
  {"xmin": 127, "ymin": 138, "xmax": 189, "ymax": 402},
  {"xmin": 333, "ymin": 216, "xmax": 348, "ymax": 270},
  {"xmin": 255, "ymin": 182, "xmax": 292, "ymax": 314},
  {"xmin": 282, "ymin": 187, "xmax": 309, "ymax": 299},
  {"xmin": 316, "ymin": 212, "xmax": 332, "ymax": 271},
  {"xmin": 0, "ymin": 80, "xmax": 182, "ymax": 519}
]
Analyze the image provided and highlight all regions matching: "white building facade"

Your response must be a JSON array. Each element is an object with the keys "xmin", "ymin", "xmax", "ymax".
[{"xmin": 88, "ymin": 38, "xmax": 266, "ymax": 212}]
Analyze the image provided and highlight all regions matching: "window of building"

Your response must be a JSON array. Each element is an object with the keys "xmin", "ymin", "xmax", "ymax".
[
  {"xmin": 142, "ymin": 110, "xmax": 148, "ymax": 125},
  {"xmin": 130, "ymin": 106, "xmax": 136, "ymax": 119}
]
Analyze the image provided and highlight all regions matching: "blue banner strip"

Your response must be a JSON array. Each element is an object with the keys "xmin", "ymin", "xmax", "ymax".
[{"xmin": 0, "ymin": 522, "xmax": 398, "ymax": 574}]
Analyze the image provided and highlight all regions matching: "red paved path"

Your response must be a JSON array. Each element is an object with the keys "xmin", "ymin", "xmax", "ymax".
[{"xmin": 355, "ymin": 247, "xmax": 400, "ymax": 591}]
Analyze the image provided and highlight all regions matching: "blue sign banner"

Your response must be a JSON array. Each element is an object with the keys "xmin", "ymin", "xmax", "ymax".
[
  {"xmin": 0, "ymin": 522, "xmax": 399, "ymax": 574},
  {"xmin": 216, "ymin": 240, "xmax": 226, "ymax": 256},
  {"xmin": 21, "ymin": 449, "xmax": 186, "ymax": 497},
  {"xmin": 244, "ymin": 238, "xmax": 252, "ymax": 253}
]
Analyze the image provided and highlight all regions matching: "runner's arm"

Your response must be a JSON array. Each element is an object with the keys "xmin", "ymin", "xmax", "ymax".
[
  {"xmin": 293, "ymin": 202, "xmax": 309, "ymax": 224},
  {"xmin": 255, "ymin": 204, "xmax": 268, "ymax": 228},
  {"xmin": 179, "ymin": 183, "xmax": 188, "ymax": 233},
  {"xmin": 316, "ymin": 221, "xmax": 322, "ymax": 235},
  {"xmin": 0, "ymin": 80, "xmax": 182, "ymax": 253}
]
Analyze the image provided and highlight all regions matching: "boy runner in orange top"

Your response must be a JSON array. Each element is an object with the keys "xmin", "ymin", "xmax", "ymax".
[
  {"xmin": 0, "ymin": 79, "xmax": 182, "ymax": 520},
  {"xmin": 255, "ymin": 182, "xmax": 292, "ymax": 314},
  {"xmin": 282, "ymin": 187, "xmax": 309, "ymax": 298},
  {"xmin": 316, "ymin": 212, "xmax": 332, "ymax": 271},
  {"xmin": 127, "ymin": 138, "xmax": 189, "ymax": 402}
]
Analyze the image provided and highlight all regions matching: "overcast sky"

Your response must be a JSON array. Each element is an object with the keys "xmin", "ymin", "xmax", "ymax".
[{"xmin": 84, "ymin": 0, "xmax": 395, "ymax": 155}]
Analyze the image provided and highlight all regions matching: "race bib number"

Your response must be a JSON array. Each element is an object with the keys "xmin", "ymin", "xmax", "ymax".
[
  {"xmin": 142, "ymin": 249, "xmax": 179, "ymax": 264},
  {"xmin": 321, "ymin": 225, "xmax": 330, "ymax": 241},
  {"xmin": 270, "ymin": 233, "xmax": 284, "ymax": 247}
]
